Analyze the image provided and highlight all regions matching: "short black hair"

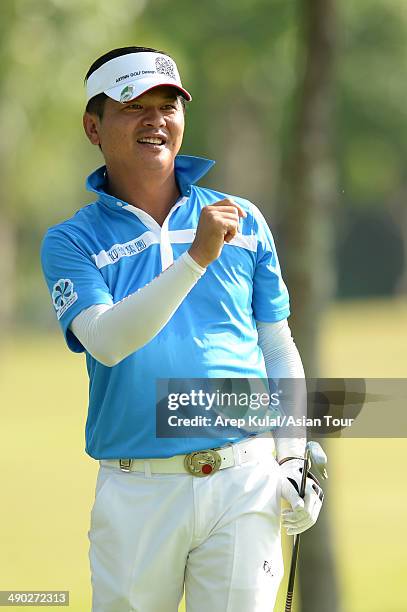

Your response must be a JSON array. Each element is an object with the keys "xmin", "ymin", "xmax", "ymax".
[{"xmin": 85, "ymin": 46, "xmax": 186, "ymax": 119}]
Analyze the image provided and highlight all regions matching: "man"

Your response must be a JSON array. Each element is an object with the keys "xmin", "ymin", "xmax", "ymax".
[{"xmin": 41, "ymin": 46, "xmax": 324, "ymax": 612}]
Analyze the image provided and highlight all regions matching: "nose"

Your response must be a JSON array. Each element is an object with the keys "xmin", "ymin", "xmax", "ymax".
[{"xmin": 141, "ymin": 107, "xmax": 166, "ymax": 128}]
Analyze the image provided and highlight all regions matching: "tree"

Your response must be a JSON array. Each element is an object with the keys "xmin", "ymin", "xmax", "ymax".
[
  {"xmin": 279, "ymin": 0, "xmax": 340, "ymax": 610},
  {"xmin": 334, "ymin": 1, "xmax": 407, "ymax": 298},
  {"xmin": 0, "ymin": 0, "xmax": 145, "ymax": 333}
]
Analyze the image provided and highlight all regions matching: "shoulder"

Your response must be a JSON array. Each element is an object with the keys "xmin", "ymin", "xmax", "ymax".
[
  {"xmin": 191, "ymin": 185, "xmax": 264, "ymax": 219},
  {"xmin": 41, "ymin": 201, "xmax": 100, "ymax": 257},
  {"xmin": 191, "ymin": 185, "xmax": 273, "ymax": 234},
  {"xmin": 44, "ymin": 201, "xmax": 100, "ymax": 235}
]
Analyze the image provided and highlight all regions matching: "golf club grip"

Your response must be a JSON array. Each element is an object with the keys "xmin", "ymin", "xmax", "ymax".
[
  {"xmin": 285, "ymin": 591, "xmax": 293, "ymax": 612},
  {"xmin": 299, "ymin": 454, "xmax": 310, "ymax": 498},
  {"xmin": 285, "ymin": 534, "xmax": 300, "ymax": 611},
  {"xmin": 284, "ymin": 453, "xmax": 309, "ymax": 611}
]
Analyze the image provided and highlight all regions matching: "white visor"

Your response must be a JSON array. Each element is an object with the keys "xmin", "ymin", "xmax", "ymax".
[{"xmin": 85, "ymin": 52, "xmax": 192, "ymax": 103}]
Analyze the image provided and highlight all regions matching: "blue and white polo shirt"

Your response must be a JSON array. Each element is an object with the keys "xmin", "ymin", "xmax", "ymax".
[{"xmin": 41, "ymin": 155, "xmax": 290, "ymax": 459}]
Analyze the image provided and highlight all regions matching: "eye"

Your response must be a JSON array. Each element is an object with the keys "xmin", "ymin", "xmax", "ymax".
[
  {"xmin": 162, "ymin": 103, "xmax": 177, "ymax": 110},
  {"xmin": 126, "ymin": 103, "xmax": 143, "ymax": 110}
]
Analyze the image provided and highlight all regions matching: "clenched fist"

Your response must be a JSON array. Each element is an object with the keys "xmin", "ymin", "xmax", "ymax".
[{"xmin": 188, "ymin": 199, "xmax": 247, "ymax": 268}]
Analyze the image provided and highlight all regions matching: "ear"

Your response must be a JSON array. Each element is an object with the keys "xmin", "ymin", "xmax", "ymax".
[{"xmin": 83, "ymin": 112, "xmax": 102, "ymax": 146}]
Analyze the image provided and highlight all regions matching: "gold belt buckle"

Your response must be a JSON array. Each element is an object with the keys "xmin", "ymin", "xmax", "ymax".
[{"xmin": 184, "ymin": 449, "xmax": 222, "ymax": 477}]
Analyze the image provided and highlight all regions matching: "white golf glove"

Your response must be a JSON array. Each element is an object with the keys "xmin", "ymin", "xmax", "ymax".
[{"xmin": 279, "ymin": 458, "xmax": 324, "ymax": 535}]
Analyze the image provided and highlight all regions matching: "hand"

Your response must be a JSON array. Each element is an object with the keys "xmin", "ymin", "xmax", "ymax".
[
  {"xmin": 188, "ymin": 198, "xmax": 247, "ymax": 268},
  {"xmin": 279, "ymin": 458, "xmax": 324, "ymax": 535}
]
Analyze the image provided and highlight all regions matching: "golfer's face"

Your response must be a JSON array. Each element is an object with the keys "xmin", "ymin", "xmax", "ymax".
[{"xmin": 96, "ymin": 86, "xmax": 185, "ymax": 171}]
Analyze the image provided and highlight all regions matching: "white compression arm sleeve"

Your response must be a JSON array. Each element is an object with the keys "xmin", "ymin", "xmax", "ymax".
[
  {"xmin": 70, "ymin": 251, "xmax": 205, "ymax": 367},
  {"xmin": 256, "ymin": 319, "xmax": 307, "ymax": 461}
]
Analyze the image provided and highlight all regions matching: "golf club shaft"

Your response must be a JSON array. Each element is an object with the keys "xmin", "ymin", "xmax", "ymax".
[{"xmin": 284, "ymin": 450, "xmax": 310, "ymax": 612}]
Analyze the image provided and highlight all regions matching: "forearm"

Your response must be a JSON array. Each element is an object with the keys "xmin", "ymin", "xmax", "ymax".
[
  {"xmin": 256, "ymin": 319, "xmax": 306, "ymax": 461},
  {"xmin": 70, "ymin": 251, "xmax": 205, "ymax": 366}
]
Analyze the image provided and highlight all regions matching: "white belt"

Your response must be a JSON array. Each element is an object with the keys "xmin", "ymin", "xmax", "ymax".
[{"xmin": 100, "ymin": 436, "xmax": 275, "ymax": 477}]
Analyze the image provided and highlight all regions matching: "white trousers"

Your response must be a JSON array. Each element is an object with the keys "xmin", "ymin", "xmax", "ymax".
[{"xmin": 88, "ymin": 440, "xmax": 283, "ymax": 612}]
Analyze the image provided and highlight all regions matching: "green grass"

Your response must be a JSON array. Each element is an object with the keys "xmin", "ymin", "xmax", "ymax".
[{"xmin": 0, "ymin": 298, "xmax": 406, "ymax": 611}]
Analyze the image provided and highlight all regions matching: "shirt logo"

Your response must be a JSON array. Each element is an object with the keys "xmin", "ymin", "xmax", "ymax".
[
  {"xmin": 106, "ymin": 239, "xmax": 147, "ymax": 263},
  {"xmin": 52, "ymin": 278, "xmax": 78, "ymax": 320},
  {"xmin": 92, "ymin": 231, "xmax": 159, "ymax": 269}
]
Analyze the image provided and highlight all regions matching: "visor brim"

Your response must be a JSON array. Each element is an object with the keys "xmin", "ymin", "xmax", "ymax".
[{"xmin": 104, "ymin": 79, "xmax": 192, "ymax": 103}]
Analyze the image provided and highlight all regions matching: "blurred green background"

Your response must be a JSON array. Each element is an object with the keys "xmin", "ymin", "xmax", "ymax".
[{"xmin": 0, "ymin": 0, "xmax": 406, "ymax": 610}]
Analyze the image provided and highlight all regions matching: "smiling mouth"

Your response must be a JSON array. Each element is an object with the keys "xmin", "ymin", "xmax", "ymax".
[{"xmin": 136, "ymin": 137, "xmax": 166, "ymax": 146}]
